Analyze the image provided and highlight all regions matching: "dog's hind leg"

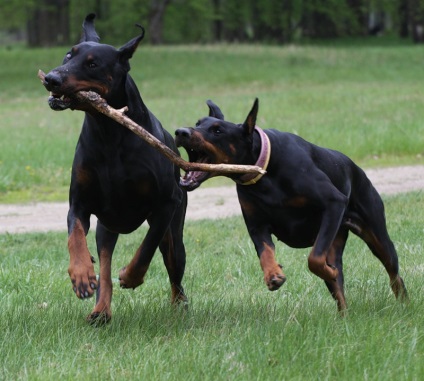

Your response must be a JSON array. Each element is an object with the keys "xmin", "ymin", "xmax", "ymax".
[
  {"xmin": 354, "ymin": 224, "xmax": 407, "ymax": 301},
  {"xmin": 307, "ymin": 194, "xmax": 347, "ymax": 283},
  {"xmin": 346, "ymin": 201, "xmax": 408, "ymax": 302},
  {"xmin": 86, "ymin": 222, "xmax": 119, "ymax": 324},
  {"xmin": 158, "ymin": 189, "xmax": 187, "ymax": 304},
  {"xmin": 119, "ymin": 199, "xmax": 179, "ymax": 290},
  {"xmin": 159, "ymin": 228, "xmax": 187, "ymax": 305},
  {"xmin": 324, "ymin": 227, "xmax": 349, "ymax": 312}
]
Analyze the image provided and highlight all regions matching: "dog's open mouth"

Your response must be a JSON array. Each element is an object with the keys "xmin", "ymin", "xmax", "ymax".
[
  {"xmin": 179, "ymin": 147, "xmax": 213, "ymax": 191},
  {"xmin": 37, "ymin": 70, "xmax": 76, "ymax": 111},
  {"xmin": 48, "ymin": 92, "xmax": 75, "ymax": 111}
]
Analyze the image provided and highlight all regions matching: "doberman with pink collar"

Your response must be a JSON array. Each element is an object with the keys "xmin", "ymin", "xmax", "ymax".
[
  {"xmin": 175, "ymin": 98, "xmax": 408, "ymax": 312},
  {"xmin": 42, "ymin": 14, "xmax": 187, "ymax": 324}
]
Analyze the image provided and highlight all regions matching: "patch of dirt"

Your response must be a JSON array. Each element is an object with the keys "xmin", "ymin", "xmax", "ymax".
[{"xmin": 0, "ymin": 165, "xmax": 423, "ymax": 234}]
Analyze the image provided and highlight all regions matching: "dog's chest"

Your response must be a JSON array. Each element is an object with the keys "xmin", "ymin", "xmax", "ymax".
[
  {"xmin": 238, "ymin": 187, "xmax": 322, "ymax": 248},
  {"xmin": 74, "ymin": 141, "xmax": 169, "ymax": 213}
]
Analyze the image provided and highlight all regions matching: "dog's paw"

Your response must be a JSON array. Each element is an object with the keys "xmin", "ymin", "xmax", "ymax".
[
  {"xmin": 266, "ymin": 273, "xmax": 287, "ymax": 291},
  {"xmin": 171, "ymin": 284, "xmax": 188, "ymax": 306},
  {"xmin": 86, "ymin": 311, "xmax": 111, "ymax": 326},
  {"xmin": 68, "ymin": 266, "xmax": 97, "ymax": 299},
  {"xmin": 118, "ymin": 266, "xmax": 144, "ymax": 289}
]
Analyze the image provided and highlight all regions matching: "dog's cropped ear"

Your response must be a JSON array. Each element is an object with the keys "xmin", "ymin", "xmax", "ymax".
[
  {"xmin": 118, "ymin": 24, "xmax": 145, "ymax": 66},
  {"xmin": 242, "ymin": 98, "xmax": 259, "ymax": 136},
  {"xmin": 81, "ymin": 13, "xmax": 100, "ymax": 43},
  {"xmin": 206, "ymin": 100, "xmax": 224, "ymax": 120}
]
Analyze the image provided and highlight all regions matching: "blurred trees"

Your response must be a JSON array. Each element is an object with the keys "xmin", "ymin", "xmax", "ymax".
[
  {"xmin": 1, "ymin": 0, "xmax": 424, "ymax": 46},
  {"xmin": 27, "ymin": 0, "xmax": 70, "ymax": 46}
]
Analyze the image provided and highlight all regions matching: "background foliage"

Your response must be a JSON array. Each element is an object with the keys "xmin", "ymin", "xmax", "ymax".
[
  {"xmin": 1, "ymin": 0, "xmax": 424, "ymax": 45},
  {"xmin": 0, "ymin": 42, "xmax": 423, "ymax": 203}
]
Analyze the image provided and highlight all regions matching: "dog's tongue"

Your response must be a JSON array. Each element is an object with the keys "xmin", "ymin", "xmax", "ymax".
[
  {"xmin": 180, "ymin": 171, "xmax": 204, "ymax": 191},
  {"xmin": 180, "ymin": 171, "xmax": 196, "ymax": 189}
]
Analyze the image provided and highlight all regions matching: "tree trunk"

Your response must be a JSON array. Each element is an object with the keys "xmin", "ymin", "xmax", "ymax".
[
  {"xmin": 148, "ymin": 0, "xmax": 172, "ymax": 44},
  {"xmin": 347, "ymin": 0, "xmax": 368, "ymax": 35},
  {"xmin": 310, "ymin": 11, "xmax": 338, "ymax": 38},
  {"xmin": 283, "ymin": 0, "xmax": 294, "ymax": 43},
  {"xmin": 212, "ymin": 0, "xmax": 223, "ymax": 42},
  {"xmin": 27, "ymin": 0, "xmax": 70, "ymax": 47},
  {"xmin": 399, "ymin": 0, "xmax": 409, "ymax": 37},
  {"xmin": 410, "ymin": 0, "xmax": 424, "ymax": 43}
]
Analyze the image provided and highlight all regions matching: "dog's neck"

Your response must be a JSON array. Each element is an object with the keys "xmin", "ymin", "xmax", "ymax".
[{"xmin": 235, "ymin": 126, "xmax": 271, "ymax": 186}]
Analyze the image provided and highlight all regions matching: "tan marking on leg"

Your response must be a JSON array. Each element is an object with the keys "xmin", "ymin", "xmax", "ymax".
[
  {"xmin": 390, "ymin": 275, "xmax": 408, "ymax": 302},
  {"xmin": 119, "ymin": 241, "xmax": 148, "ymax": 289},
  {"xmin": 325, "ymin": 238, "xmax": 347, "ymax": 312},
  {"xmin": 326, "ymin": 236, "xmax": 347, "ymax": 315},
  {"xmin": 308, "ymin": 245, "xmax": 338, "ymax": 283},
  {"xmin": 260, "ymin": 242, "xmax": 286, "ymax": 291},
  {"xmin": 171, "ymin": 284, "xmax": 188, "ymax": 305},
  {"xmin": 359, "ymin": 229, "xmax": 408, "ymax": 302},
  {"xmin": 87, "ymin": 249, "xmax": 112, "ymax": 324},
  {"xmin": 68, "ymin": 219, "xmax": 97, "ymax": 299}
]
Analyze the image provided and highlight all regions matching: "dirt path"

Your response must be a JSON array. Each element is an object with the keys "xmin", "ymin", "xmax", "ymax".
[{"xmin": 0, "ymin": 165, "xmax": 423, "ymax": 234}]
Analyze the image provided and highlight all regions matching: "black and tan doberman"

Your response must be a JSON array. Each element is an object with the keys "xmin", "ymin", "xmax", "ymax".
[
  {"xmin": 42, "ymin": 14, "xmax": 187, "ymax": 323},
  {"xmin": 175, "ymin": 98, "xmax": 408, "ymax": 312}
]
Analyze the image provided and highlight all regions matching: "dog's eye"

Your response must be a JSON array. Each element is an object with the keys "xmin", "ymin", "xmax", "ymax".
[
  {"xmin": 88, "ymin": 61, "xmax": 97, "ymax": 69},
  {"xmin": 63, "ymin": 52, "xmax": 72, "ymax": 63},
  {"xmin": 211, "ymin": 126, "xmax": 222, "ymax": 135}
]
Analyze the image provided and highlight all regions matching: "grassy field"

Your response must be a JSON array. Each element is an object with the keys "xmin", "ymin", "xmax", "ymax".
[
  {"xmin": 1, "ymin": 40, "xmax": 424, "ymax": 380},
  {"xmin": 0, "ymin": 192, "xmax": 423, "ymax": 380},
  {"xmin": 0, "ymin": 40, "xmax": 423, "ymax": 202}
]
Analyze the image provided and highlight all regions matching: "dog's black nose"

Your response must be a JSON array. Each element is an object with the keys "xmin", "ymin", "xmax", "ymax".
[
  {"xmin": 175, "ymin": 128, "xmax": 191, "ymax": 138},
  {"xmin": 43, "ymin": 71, "xmax": 63, "ymax": 91}
]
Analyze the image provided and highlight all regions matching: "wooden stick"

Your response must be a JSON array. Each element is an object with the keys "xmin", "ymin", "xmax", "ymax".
[{"xmin": 37, "ymin": 70, "xmax": 265, "ymax": 176}]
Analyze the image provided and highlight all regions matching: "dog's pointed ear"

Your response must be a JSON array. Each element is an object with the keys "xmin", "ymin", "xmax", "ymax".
[
  {"xmin": 81, "ymin": 13, "xmax": 100, "ymax": 43},
  {"xmin": 206, "ymin": 100, "xmax": 225, "ymax": 120},
  {"xmin": 242, "ymin": 98, "xmax": 259, "ymax": 136},
  {"xmin": 118, "ymin": 24, "xmax": 145, "ymax": 64}
]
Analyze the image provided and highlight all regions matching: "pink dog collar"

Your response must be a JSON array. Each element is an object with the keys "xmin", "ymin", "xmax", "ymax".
[{"xmin": 236, "ymin": 126, "xmax": 271, "ymax": 186}]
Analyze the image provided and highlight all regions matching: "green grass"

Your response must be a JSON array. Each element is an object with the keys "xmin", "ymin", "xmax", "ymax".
[
  {"xmin": 0, "ymin": 42, "xmax": 423, "ymax": 202},
  {"xmin": 1, "ymin": 40, "xmax": 423, "ymax": 380},
  {"xmin": 0, "ymin": 191, "xmax": 423, "ymax": 380}
]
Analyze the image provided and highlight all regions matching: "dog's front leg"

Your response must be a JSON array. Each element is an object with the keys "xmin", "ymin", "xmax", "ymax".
[
  {"xmin": 257, "ymin": 240, "xmax": 287, "ymax": 291},
  {"xmin": 86, "ymin": 222, "xmax": 119, "ymax": 324},
  {"xmin": 308, "ymin": 195, "xmax": 348, "ymax": 283},
  {"xmin": 246, "ymin": 226, "xmax": 286, "ymax": 290},
  {"xmin": 67, "ymin": 215, "xmax": 97, "ymax": 299},
  {"xmin": 240, "ymin": 201, "xmax": 286, "ymax": 291}
]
